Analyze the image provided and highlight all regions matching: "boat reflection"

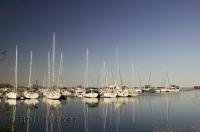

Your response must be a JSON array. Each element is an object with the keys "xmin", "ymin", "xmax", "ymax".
[
  {"xmin": 5, "ymin": 99, "xmax": 17, "ymax": 106},
  {"xmin": 82, "ymin": 97, "xmax": 139, "ymax": 132},
  {"xmin": 24, "ymin": 99, "xmax": 38, "ymax": 132},
  {"xmin": 43, "ymin": 98, "xmax": 61, "ymax": 107},
  {"xmin": 44, "ymin": 98, "xmax": 62, "ymax": 132},
  {"xmin": 4, "ymin": 99, "xmax": 17, "ymax": 132},
  {"xmin": 24, "ymin": 99, "xmax": 38, "ymax": 106},
  {"xmin": 83, "ymin": 98, "xmax": 99, "ymax": 108}
]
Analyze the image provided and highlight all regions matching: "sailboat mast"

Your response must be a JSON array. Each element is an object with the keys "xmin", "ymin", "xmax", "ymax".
[
  {"xmin": 138, "ymin": 72, "xmax": 142, "ymax": 88},
  {"xmin": 166, "ymin": 70, "xmax": 171, "ymax": 88},
  {"xmin": 131, "ymin": 63, "xmax": 134, "ymax": 89},
  {"xmin": 116, "ymin": 47, "xmax": 122, "ymax": 86},
  {"xmin": 103, "ymin": 61, "xmax": 108, "ymax": 87},
  {"xmin": 110, "ymin": 61, "xmax": 114, "ymax": 85},
  {"xmin": 15, "ymin": 45, "xmax": 18, "ymax": 92},
  {"xmin": 28, "ymin": 51, "xmax": 32, "ymax": 88},
  {"xmin": 48, "ymin": 52, "xmax": 51, "ymax": 88},
  {"xmin": 58, "ymin": 52, "xmax": 63, "ymax": 88},
  {"xmin": 84, "ymin": 48, "xmax": 89, "ymax": 88},
  {"xmin": 148, "ymin": 72, "xmax": 151, "ymax": 86},
  {"xmin": 52, "ymin": 32, "xmax": 55, "ymax": 86}
]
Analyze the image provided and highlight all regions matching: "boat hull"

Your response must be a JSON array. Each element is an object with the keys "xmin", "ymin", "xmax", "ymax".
[
  {"xmin": 24, "ymin": 91, "xmax": 39, "ymax": 99},
  {"xmin": 101, "ymin": 92, "xmax": 117, "ymax": 98},
  {"xmin": 44, "ymin": 91, "xmax": 61, "ymax": 99},
  {"xmin": 83, "ymin": 92, "xmax": 98, "ymax": 98},
  {"xmin": 6, "ymin": 92, "xmax": 18, "ymax": 99}
]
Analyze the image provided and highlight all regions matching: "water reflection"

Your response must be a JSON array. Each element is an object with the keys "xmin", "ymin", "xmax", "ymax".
[
  {"xmin": 24, "ymin": 99, "xmax": 38, "ymax": 132},
  {"xmin": 44, "ymin": 99, "xmax": 62, "ymax": 132},
  {"xmin": 1, "ymin": 91, "xmax": 200, "ymax": 131},
  {"xmin": 5, "ymin": 99, "xmax": 17, "ymax": 106},
  {"xmin": 24, "ymin": 99, "xmax": 38, "ymax": 106},
  {"xmin": 82, "ymin": 97, "xmax": 139, "ymax": 132},
  {"xmin": 83, "ymin": 98, "xmax": 99, "ymax": 108},
  {"xmin": 3, "ymin": 99, "xmax": 17, "ymax": 132}
]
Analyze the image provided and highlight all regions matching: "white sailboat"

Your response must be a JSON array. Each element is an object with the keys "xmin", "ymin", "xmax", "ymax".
[
  {"xmin": 24, "ymin": 51, "xmax": 39, "ymax": 99},
  {"xmin": 117, "ymin": 88, "xmax": 129, "ymax": 97},
  {"xmin": 101, "ymin": 48, "xmax": 121, "ymax": 98},
  {"xmin": 100, "ymin": 62, "xmax": 117, "ymax": 98},
  {"xmin": 101, "ymin": 91, "xmax": 117, "ymax": 98},
  {"xmin": 6, "ymin": 45, "xmax": 19, "ymax": 99},
  {"xmin": 45, "ymin": 32, "xmax": 61, "ymax": 100},
  {"xmin": 83, "ymin": 48, "xmax": 99, "ymax": 98},
  {"xmin": 57, "ymin": 52, "xmax": 71, "ymax": 97},
  {"xmin": 128, "ymin": 64, "xmax": 139, "ymax": 96},
  {"xmin": 115, "ymin": 48, "xmax": 129, "ymax": 97},
  {"xmin": 156, "ymin": 69, "xmax": 180, "ymax": 93},
  {"xmin": 74, "ymin": 87, "xmax": 84, "ymax": 97},
  {"xmin": 101, "ymin": 84, "xmax": 118, "ymax": 98}
]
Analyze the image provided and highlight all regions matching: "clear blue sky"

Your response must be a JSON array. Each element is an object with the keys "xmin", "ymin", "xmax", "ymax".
[{"xmin": 1, "ymin": 0, "xmax": 200, "ymax": 87}]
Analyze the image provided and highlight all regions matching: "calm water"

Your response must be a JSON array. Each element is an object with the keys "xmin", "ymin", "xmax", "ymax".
[{"xmin": 1, "ymin": 90, "xmax": 200, "ymax": 132}]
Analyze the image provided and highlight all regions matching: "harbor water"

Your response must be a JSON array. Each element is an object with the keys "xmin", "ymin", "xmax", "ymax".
[{"xmin": 0, "ymin": 89, "xmax": 200, "ymax": 132}]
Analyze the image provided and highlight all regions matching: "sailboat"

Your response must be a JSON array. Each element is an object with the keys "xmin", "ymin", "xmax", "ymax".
[
  {"xmin": 83, "ymin": 48, "xmax": 99, "ymax": 98},
  {"xmin": 100, "ymin": 62, "xmax": 118, "ymax": 98},
  {"xmin": 6, "ymin": 45, "xmax": 19, "ymax": 99},
  {"xmin": 24, "ymin": 51, "xmax": 39, "ymax": 99},
  {"xmin": 58, "ymin": 53, "xmax": 71, "ymax": 97},
  {"xmin": 128, "ymin": 64, "xmax": 139, "ymax": 97},
  {"xmin": 114, "ymin": 47, "xmax": 129, "ymax": 97},
  {"xmin": 101, "ymin": 48, "xmax": 125, "ymax": 98},
  {"xmin": 141, "ymin": 72, "xmax": 155, "ymax": 92},
  {"xmin": 45, "ymin": 32, "xmax": 61, "ymax": 100},
  {"xmin": 156, "ymin": 69, "xmax": 180, "ymax": 92}
]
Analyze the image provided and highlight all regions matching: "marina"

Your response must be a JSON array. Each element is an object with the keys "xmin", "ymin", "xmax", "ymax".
[
  {"xmin": 0, "ymin": 89, "xmax": 200, "ymax": 132},
  {"xmin": 1, "ymin": 0, "xmax": 200, "ymax": 132}
]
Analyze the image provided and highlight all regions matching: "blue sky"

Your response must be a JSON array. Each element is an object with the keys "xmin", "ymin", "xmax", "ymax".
[{"xmin": 1, "ymin": 0, "xmax": 200, "ymax": 87}]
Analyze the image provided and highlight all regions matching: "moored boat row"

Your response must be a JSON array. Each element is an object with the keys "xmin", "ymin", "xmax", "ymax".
[{"xmin": 2, "ymin": 32, "xmax": 180, "ymax": 100}]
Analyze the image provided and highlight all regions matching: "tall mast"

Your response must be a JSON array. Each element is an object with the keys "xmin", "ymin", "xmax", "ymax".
[
  {"xmin": 103, "ymin": 61, "xmax": 108, "ymax": 87},
  {"xmin": 15, "ymin": 45, "xmax": 18, "ymax": 92},
  {"xmin": 28, "ymin": 51, "xmax": 32, "ymax": 88},
  {"xmin": 138, "ymin": 72, "xmax": 142, "ymax": 88},
  {"xmin": 116, "ymin": 47, "xmax": 122, "ymax": 86},
  {"xmin": 58, "ymin": 52, "xmax": 63, "ymax": 88},
  {"xmin": 166, "ymin": 70, "xmax": 171, "ymax": 87},
  {"xmin": 131, "ymin": 63, "xmax": 134, "ymax": 89},
  {"xmin": 48, "ymin": 52, "xmax": 51, "ymax": 88},
  {"xmin": 148, "ymin": 72, "xmax": 151, "ymax": 86},
  {"xmin": 84, "ymin": 48, "xmax": 89, "ymax": 88},
  {"xmin": 110, "ymin": 61, "xmax": 114, "ymax": 85},
  {"xmin": 52, "ymin": 32, "xmax": 55, "ymax": 86}
]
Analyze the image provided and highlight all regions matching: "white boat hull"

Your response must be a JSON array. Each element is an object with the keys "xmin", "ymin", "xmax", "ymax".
[
  {"xmin": 6, "ymin": 92, "xmax": 18, "ymax": 99},
  {"xmin": 83, "ymin": 92, "xmax": 98, "ymax": 98},
  {"xmin": 61, "ymin": 90, "xmax": 71, "ymax": 96},
  {"xmin": 117, "ymin": 90, "xmax": 129, "ymax": 97},
  {"xmin": 128, "ymin": 93, "xmax": 138, "ymax": 97},
  {"xmin": 75, "ymin": 88, "xmax": 84, "ymax": 93},
  {"xmin": 101, "ymin": 92, "xmax": 117, "ymax": 98},
  {"xmin": 167, "ymin": 88, "xmax": 180, "ymax": 92},
  {"xmin": 135, "ymin": 89, "xmax": 142, "ymax": 93},
  {"xmin": 156, "ymin": 88, "xmax": 180, "ymax": 93},
  {"xmin": 24, "ymin": 91, "xmax": 39, "ymax": 99},
  {"xmin": 117, "ymin": 93, "xmax": 129, "ymax": 97},
  {"xmin": 44, "ymin": 91, "xmax": 61, "ymax": 99}
]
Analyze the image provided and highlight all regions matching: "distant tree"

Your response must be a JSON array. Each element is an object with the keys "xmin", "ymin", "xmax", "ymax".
[{"xmin": 0, "ymin": 49, "xmax": 6, "ymax": 61}]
